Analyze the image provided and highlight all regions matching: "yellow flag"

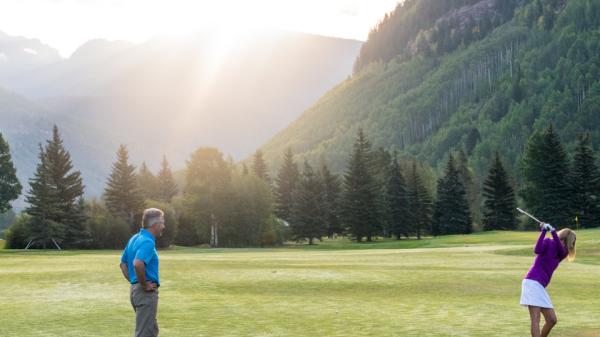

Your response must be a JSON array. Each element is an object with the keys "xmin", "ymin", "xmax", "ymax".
[{"xmin": 576, "ymin": 217, "xmax": 578, "ymax": 221}]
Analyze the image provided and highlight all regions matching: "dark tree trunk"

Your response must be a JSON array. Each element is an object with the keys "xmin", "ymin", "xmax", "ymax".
[
  {"xmin": 417, "ymin": 228, "xmax": 421, "ymax": 240},
  {"xmin": 309, "ymin": 237, "xmax": 314, "ymax": 245},
  {"xmin": 42, "ymin": 212, "xmax": 47, "ymax": 250},
  {"xmin": 396, "ymin": 233, "xmax": 401, "ymax": 240},
  {"xmin": 367, "ymin": 236, "xmax": 372, "ymax": 242}
]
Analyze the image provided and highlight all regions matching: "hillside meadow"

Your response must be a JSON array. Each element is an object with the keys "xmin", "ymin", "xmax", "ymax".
[{"xmin": 1, "ymin": 230, "xmax": 599, "ymax": 336}]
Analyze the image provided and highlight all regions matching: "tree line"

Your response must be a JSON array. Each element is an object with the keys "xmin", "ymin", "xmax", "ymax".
[
  {"xmin": 1, "ymin": 126, "xmax": 285, "ymax": 249},
  {"xmin": 275, "ymin": 127, "xmax": 503, "ymax": 244},
  {"xmin": 2, "ymin": 118, "xmax": 598, "ymax": 249}
]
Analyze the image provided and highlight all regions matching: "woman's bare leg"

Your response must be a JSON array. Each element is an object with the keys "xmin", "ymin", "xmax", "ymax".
[
  {"xmin": 528, "ymin": 306, "xmax": 541, "ymax": 337},
  {"xmin": 540, "ymin": 308, "xmax": 557, "ymax": 337}
]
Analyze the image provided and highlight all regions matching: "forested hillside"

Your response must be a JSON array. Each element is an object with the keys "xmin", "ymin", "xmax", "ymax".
[{"xmin": 255, "ymin": 0, "xmax": 599, "ymax": 192}]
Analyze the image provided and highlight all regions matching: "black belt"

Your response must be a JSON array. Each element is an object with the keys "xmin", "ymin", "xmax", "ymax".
[{"xmin": 131, "ymin": 281, "xmax": 158, "ymax": 285}]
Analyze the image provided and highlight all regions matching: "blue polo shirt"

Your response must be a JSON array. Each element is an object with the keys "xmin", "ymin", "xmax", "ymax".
[{"xmin": 121, "ymin": 229, "xmax": 160, "ymax": 286}]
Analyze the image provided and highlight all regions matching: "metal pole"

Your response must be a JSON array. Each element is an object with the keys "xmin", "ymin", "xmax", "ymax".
[
  {"xmin": 25, "ymin": 240, "xmax": 34, "ymax": 249},
  {"xmin": 51, "ymin": 238, "xmax": 61, "ymax": 250}
]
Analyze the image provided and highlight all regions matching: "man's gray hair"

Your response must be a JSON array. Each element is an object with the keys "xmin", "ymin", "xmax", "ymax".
[{"xmin": 142, "ymin": 208, "xmax": 164, "ymax": 229}]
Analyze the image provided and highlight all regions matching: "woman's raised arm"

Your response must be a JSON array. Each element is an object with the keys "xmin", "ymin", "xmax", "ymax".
[{"xmin": 533, "ymin": 228, "xmax": 548, "ymax": 255}]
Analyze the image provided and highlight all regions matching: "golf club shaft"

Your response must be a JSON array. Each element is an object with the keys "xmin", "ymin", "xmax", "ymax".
[{"xmin": 517, "ymin": 208, "xmax": 542, "ymax": 223}]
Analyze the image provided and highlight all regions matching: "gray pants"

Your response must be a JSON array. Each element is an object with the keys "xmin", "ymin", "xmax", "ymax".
[{"xmin": 130, "ymin": 283, "xmax": 159, "ymax": 337}]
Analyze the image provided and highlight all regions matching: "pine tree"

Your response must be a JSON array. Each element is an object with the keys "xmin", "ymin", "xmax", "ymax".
[
  {"xmin": 290, "ymin": 160, "xmax": 328, "ymax": 244},
  {"xmin": 156, "ymin": 155, "xmax": 179, "ymax": 203},
  {"xmin": 341, "ymin": 128, "xmax": 384, "ymax": 242},
  {"xmin": 251, "ymin": 148, "xmax": 270, "ymax": 182},
  {"xmin": 433, "ymin": 155, "xmax": 471, "ymax": 236},
  {"xmin": 137, "ymin": 162, "xmax": 157, "ymax": 201},
  {"xmin": 386, "ymin": 151, "xmax": 410, "ymax": 239},
  {"xmin": 519, "ymin": 130, "xmax": 545, "ymax": 227},
  {"xmin": 140, "ymin": 162, "xmax": 150, "ymax": 174},
  {"xmin": 24, "ymin": 144, "xmax": 65, "ymax": 249},
  {"xmin": 455, "ymin": 144, "xmax": 480, "ymax": 227},
  {"xmin": 407, "ymin": 160, "xmax": 431, "ymax": 240},
  {"xmin": 539, "ymin": 123, "xmax": 572, "ymax": 229},
  {"xmin": 569, "ymin": 133, "xmax": 600, "ymax": 228},
  {"xmin": 68, "ymin": 196, "xmax": 90, "ymax": 247},
  {"xmin": 0, "ymin": 132, "xmax": 22, "ymax": 213},
  {"xmin": 321, "ymin": 162, "xmax": 343, "ymax": 238},
  {"xmin": 482, "ymin": 153, "xmax": 517, "ymax": 231},
  {"xmin": 274, "ymin": 148, "xmax": 299, "ymax": 223},
  {"xmin": 105, "ymin": 144, "xmax": 146, "ymax": 233},
  {"xmin": 242, "ymin": 163, "xmax": 249, "ymax": 176},
  {"xmin": 43, "ymin": 125, "xmax": 88, "ymax": 248}
]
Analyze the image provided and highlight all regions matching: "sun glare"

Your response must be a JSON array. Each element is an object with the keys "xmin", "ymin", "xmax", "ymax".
[{"xmin": 2, "ymin": 0, "xmax": 400, "ymax": 57}]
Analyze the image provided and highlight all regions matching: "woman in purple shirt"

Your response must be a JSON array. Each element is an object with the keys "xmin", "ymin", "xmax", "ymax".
[{"xmin": 520, "ymin": 222, "xmax": 577, "ymax": 337}]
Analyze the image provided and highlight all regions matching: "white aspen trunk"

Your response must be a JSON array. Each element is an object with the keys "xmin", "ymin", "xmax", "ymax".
[
  {"xmin": 215, "ymin": 225, "xmax": 218, "ymax": 247},
  {"xmin": 510, "ymin": 42, "xmax": 513, "ymax": 78}
]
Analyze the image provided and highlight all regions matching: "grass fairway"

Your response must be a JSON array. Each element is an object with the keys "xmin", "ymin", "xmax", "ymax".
[{"xmin": 1, "ymin": 230, "xmax": 599, "ymax": 336}]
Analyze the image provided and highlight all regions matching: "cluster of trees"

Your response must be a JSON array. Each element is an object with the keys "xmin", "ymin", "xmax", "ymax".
[
  {"xmin": 2, "ymin": 126, "xmax": 181, "ymax": 249},
  {"xmin": 176, "ymin": 147, "xmax": 286, "ymax": 248},
  {"xmin": 2, "ymin": 125, "xmax": 288, "ymax": 249},
  {"xmin": 274, "ymin": 128, "xmax": 515, "ymax": 243},
  {"xmin": 519, "ymin": 122, "xmax": 600, "ymax": 229}
]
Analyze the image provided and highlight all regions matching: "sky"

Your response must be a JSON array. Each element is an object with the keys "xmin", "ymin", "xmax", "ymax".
[{"xmin": 2, "ymin": 0, "xmax": 401, "ymax": 58}]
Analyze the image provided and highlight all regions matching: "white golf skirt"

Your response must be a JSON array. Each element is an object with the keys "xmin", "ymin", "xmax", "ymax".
[{"xmin": 520, "ymin": 279, "xmax": 553, "ymax": 308}]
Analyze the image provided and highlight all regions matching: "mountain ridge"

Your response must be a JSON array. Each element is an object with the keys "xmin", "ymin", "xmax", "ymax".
[
  {"xmin": 249, "ymin": 0, "xmax": 600, "ymax": 194},
  {"xmin": 0, "ymin": 29, "xmax": 363, "ymax": 209}
]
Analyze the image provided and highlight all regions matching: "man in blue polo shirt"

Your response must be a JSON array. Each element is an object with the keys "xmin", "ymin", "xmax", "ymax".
[{"xmin": 120, "ymin": 208, "xmax": 165, "ymax": 337}]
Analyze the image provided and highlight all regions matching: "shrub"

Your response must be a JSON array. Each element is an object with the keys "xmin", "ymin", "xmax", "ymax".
[
  {"xmin": 89, "ymin": 214, "xmax": 131, "ymax": 250},
  {"xmin": 4, "ymin": 216, "xmax": 28, "ymax": 249},
  {"xmin": 259, "ymin": 231, "xmax": 278, "ymax": 246},
  {"xmin": 199, "ymin": 244, "xmax": 212, "ymax": 249}
]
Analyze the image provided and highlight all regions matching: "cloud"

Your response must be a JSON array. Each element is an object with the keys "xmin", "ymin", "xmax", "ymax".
[
  {"xmin": 339, "ymin": 4, "xmax": 358, "ymax": 17},
  {"xmin": 0, "ymin": 53, "xmax": 7, "ymax": 62},
  {"xmin": 23, "ymin": 48, "xmax": 38, "ymax": 55}
]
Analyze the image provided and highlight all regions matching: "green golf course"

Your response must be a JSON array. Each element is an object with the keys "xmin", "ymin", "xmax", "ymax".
[{"xmin": 1, "ymin": 230, "xmax": 599, "ymax": 336}]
